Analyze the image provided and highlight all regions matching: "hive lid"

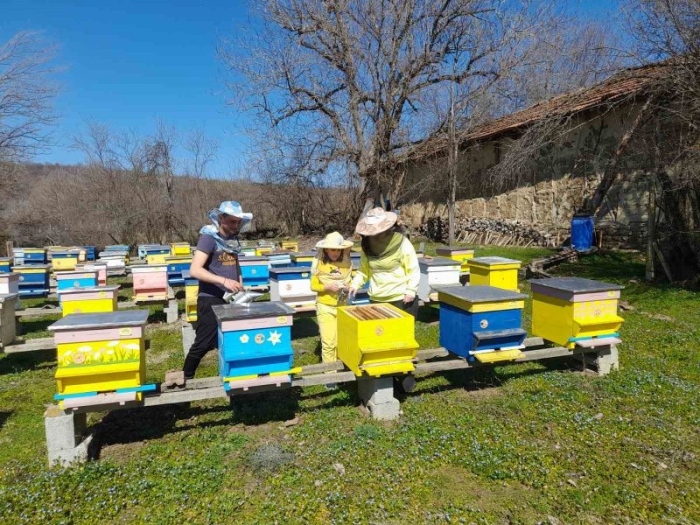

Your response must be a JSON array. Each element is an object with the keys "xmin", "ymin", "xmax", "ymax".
[
  {"xmin": 13, "ymin": 264, "xmax": 50, "ymax": 270},
  {"xmin": 58, "ymin": 285, "xmax": 121, "ymax": 294},
  {"xmin": 419, "ymin": 256, "xmax": 461, "ymax": 268},
  {"xmin": 238, "ymin": 256, "xmax": 267, "ymax": 262},
  {"xmin": 469, "ymin": 256, "xmax": 521, "ymax": 266},
  {"xmin": 49, "ymin": 310, "xmax": 149, "ymax": 330},
  {"xmin": 529, "ymin": 277, "xmax": 623, "ymax": 293},
  {"xmin": 438, "ymin": 285, "xmax": 526, "ymax": 303},
  {"xmin": 130, "ymin": 264, "xmax": 167, "ymax": 270},
  {"xmin": 436, "ymin": 245, "xmax": 474, "ymax": 254},
  {"xmin": 292, "ymin": 251, "xmax": 317, "ymax": 258},
  {"xmin": 270, "ymin": 267, "xmax": 311, "ymax": 275},
  {"xmin": 212, "ymin": 301, "xmax": 295, "ymax": 321}
]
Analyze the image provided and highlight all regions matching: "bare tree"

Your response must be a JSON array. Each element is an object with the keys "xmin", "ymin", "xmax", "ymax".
[
  {"xmin": 0, "ymin": 31, "xmax": 59, "ymax": 162},
  {"xmin": 221, "ymin": 0, "xmax": 567, "ymax": 215}
]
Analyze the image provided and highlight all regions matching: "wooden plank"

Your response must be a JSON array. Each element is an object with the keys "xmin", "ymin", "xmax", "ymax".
[{"xmin": 3, "ymin": 337, "xmax": 55, "ymax": 353}]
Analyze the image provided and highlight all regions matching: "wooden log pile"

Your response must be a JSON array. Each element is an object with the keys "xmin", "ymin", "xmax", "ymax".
[{"xmin": 418, "ymin": 216, "xmax": 556, "ymax": 247}]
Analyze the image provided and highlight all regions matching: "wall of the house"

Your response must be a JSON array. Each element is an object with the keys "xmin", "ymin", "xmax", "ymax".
[{"xmin": 401, "ymin": 100, "xmax": 651, "ymax": 244}]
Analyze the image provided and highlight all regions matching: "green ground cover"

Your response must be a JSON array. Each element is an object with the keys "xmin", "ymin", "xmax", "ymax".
[{"xmin": 0, "ymin": 247, "xmax": 698, "ymax": 524}]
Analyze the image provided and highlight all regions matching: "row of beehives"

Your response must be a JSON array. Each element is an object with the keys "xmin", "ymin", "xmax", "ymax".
[{"xmin": 41, "ymin": 272, "xmax": 623, "ymax": 410}]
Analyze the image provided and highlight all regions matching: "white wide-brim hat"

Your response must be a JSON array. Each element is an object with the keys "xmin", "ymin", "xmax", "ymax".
[
  {"xmin": 315, "ymin": 231, "xmax": 353, "ymax": 250},
  {"xmin": 355, "ymin": 207, "xmax": 397, "ymax": 236},
  {"xmin": 216, "ymin": 201, "xmax": 253, "ymax": 233}
]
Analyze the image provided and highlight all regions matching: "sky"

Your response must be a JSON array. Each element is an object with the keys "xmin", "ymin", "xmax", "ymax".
[{"xmin": 1, "ymin": 0, "xmax": 619, "ymax": 178}]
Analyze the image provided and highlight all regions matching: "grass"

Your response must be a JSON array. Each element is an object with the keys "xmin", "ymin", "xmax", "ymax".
[{"xmin": 1, "ymin": 245, "xmax": 699, "ymax": 524}]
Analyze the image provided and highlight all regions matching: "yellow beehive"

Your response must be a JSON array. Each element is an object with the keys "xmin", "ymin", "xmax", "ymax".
[
  {"xmin": 60, "ymin": 286, "xmax": 120, "ymax": 316},
  {"xmin": 337, "ymin": 304, "xmax": 418, "ymax": 377},
  {"xmin": 170, "ymin": 242, "xmax": 191, "ymax": 257},
  {"xmin": 530, "ymin": 277, "xmax": 624, "ymax": 349},
  {"xmin": 279, "ymin": 241, "xmax": 298, "ymax": 252},
  {"xmin": 146, "ymin": 253, "xmax": 169, "ymax": 265},
  {"xmin": 50, "ymin": 310, "xmax": 149, "ymax": 396},
  {"xmin": 255, "ymin": 246, "xmax": 273, "ymax": 256},
  {"xmin": 435, "ymin": 246, "xmax": 475, "ymax": 274},
  {"xmin": 184, "ymin": 273, "xmax": 198, "ymax": 322},
  {"xmin": 468, "ymin": 257, "xmax": 521, "ymax": 291}
]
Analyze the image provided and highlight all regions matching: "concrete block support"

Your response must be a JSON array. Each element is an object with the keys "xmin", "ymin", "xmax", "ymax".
[
  {"xmin": 44, "ymin": 406, "xmax": 91, "ymax": 466},
  {"xmin": 595, "ymin": 345, "xmax": 619, "ymax": 376},
  {"xmin": 181, "ymin": 319, "xmax": 196, "ymax": 357},
  {"xmin": 357, "ymin": 376, "xmax": 400, "ymax": 420},
  {"xmin": 165, "ymin": 299, "xmax": 179, "ymax": 324}
]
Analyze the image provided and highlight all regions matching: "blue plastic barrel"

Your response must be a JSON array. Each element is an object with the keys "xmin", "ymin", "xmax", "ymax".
[{"xmin": 570, "ymin": 215, "xmax": 594, "ymax": 251}]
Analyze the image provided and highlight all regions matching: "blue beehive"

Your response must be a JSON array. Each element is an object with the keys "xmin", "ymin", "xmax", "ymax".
[
  {"xmin": 22, "ymin": 248, "xmax": 47, "ymax": 265},
  {"xmin": 14, "ymin": 264, "xmax": 50, "ymax": 297},
  {"xmin": 0, "ymin": 258, "xmax": 11, "ymax": 273},
  {"xmin": 239, "ymin": 256, "xmax": 270, "ymax": 288},
  {"xmin": 212, "ymin": 302, "xmax": 295, "ymax": 385},
  {"xmin": 55, "ymin": 270, "xmax": 99, "ymax": 292},
  {"xmin": 165, "ymin": 257, "xmax": 192, "ymax": 286},
  {"xmin": 83, "ymin": 246, "xmax": 96, "ymax": 261},
  {"xmin": 438, "ymin": 285, "xmax": 527, "ymax": 363}
]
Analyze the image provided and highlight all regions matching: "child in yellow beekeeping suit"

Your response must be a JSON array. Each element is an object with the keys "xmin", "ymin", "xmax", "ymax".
[{"xmin": 310, "ymin": 232, "xmax": 354, "ymax": 365}]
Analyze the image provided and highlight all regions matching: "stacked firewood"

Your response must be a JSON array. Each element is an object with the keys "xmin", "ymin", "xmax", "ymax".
[{"xmin": 417, "ymin": 216, "xmax": 556, "ymax": 247}]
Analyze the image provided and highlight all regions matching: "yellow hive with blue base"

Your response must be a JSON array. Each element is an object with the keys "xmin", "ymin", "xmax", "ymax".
[
  {"xmin": 49, "ymin": 310, "xmax": 152, "ymax": 408},
  {"xmin": 436, "ymin": 245, "xmax": 475, "ymax": 274},
  {"xmin": 530, "ymin": 277, "xmax": 624, "ymax": 349},
  {"xmin": 468, "ymin": 256, "xmax": 521, "ymax": 291},
  {"xmin": 337, "ymin": 304, "xmax": 418, "ymax": 377}
]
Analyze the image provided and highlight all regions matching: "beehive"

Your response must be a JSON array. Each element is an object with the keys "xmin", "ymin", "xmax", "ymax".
[
  {"xmin": 165, "ymin": 256, "xmax": 192, "ymax": 286},
  {"xmin": 59, "ymin": 285, "xmax": 120, "ymax": 316},
  {"xmin": 22, "ymin": 248, "xmax": 47, "ymax": 265},
  {"xmin": 55, "ymin": 270, "xmax": 99, "ymax": 291},
  {"xmin": 83, "ymin": 245, "xmax": 96, "ymax": 261},
  {"xmin": 0, "ymin": 258, "xmax": 11, "ymax": 273},
  {"xmin": 530, "ymin": 277, "xmax": 624, "ymax": 349},
  {"xmin": 255, "ymin": 246, "xmax": 273, "ymax": 257},
  {"xmin": 267, "ymin": 251, "xmax": 292, "ymax": 269},
  {"xmin": 51, "ymin": 250, "xmax": 81, "ymax": 271},
  {"xmin": 468, "ymin": 257, "xmax": 522, "ymax": 291},
  {"xmin": 438, "ymin": 285, "xmax": 527, "ymax": 363},
  {"xmin": 269, "ymin": 267, "xmax": 316, "ymax": 308},
  {"xmin": 435, "ymin": 246, "xmax": 475, "ymax": 274},
  {"xmin": 239, "ymin": 256, "xmax": 270, "ymax": 288},
  {"xmin": 14, "ymin": 265, "xmax": 50, "ymax": 297},
  {"xmin": 131, "ymin": 264, "xmax": 169, "ymax": 301},
  {"xmin": 212, "ymin": 302, "xmax": 295, "ymax": 383},
  {"xmin": 0, "ymin": 293, "xmax": 19, "ymax": 348},
  {"xmin": 417, "ymin": 257, "xmax": 461, "ymax": 302},
  {"xmin": 183, "ymin": 269, "xmax": 198, "ymax": 322},
  {"xmin": 49, "ymin": 310, "xmax": 150, "ymax": 405},
  {"xmin": 76, "ymin": 263, "xmax": 108, "ymax": 286},
  {"xmin": 291, "ymin": 251, "xmax": 316, "ymax": 268},
  {"xmin": 170, "ymin": 242, "xmax": 191, "ymax": 257},
  {"xmin": 279, "ymin": 240, "xmax": 298, "ymax": 252},
  {"xmin": 0, "ymin": 272, "xmax": 20, "ymax": 295},
  {"xmin": 145, "ymin": 245, "xmax": 171, "ymax": 265},
  {"xmin": 337, "ymin": 304, "xmax": 418, "ymax": 377}
]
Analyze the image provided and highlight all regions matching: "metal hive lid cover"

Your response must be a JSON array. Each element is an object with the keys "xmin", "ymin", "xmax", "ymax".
[
  {"xmin": 436, "ymin": 245, "xmax": 473, "ymax": 253},
  {"xmin": 470, "ymin": 256, "xmax": 520, "ymax": 265},
  {"xmin": 270, "ymin": 267, "xmax": 310, "ymax": 275},
  {"xmin": 529, "ymin": 276, "xmax": 623, "ymax": 293},
  {"xmin": 419, "ymin": 256, "xmax": 461, "ymax": 267},
  {"xmin": 438, "ymin": 285, "xmax": 526, "ymax": 302},
  {"xmin": 49, "ymin": 310, "xmax": 149, "ymax": 330},
  {"xmin": 212, "ymin": 301, "xmax": 295, "ymax": 321},
  {"xmin": 59, "ymin": 285, "xmax": 120, "ymax": 294}
]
